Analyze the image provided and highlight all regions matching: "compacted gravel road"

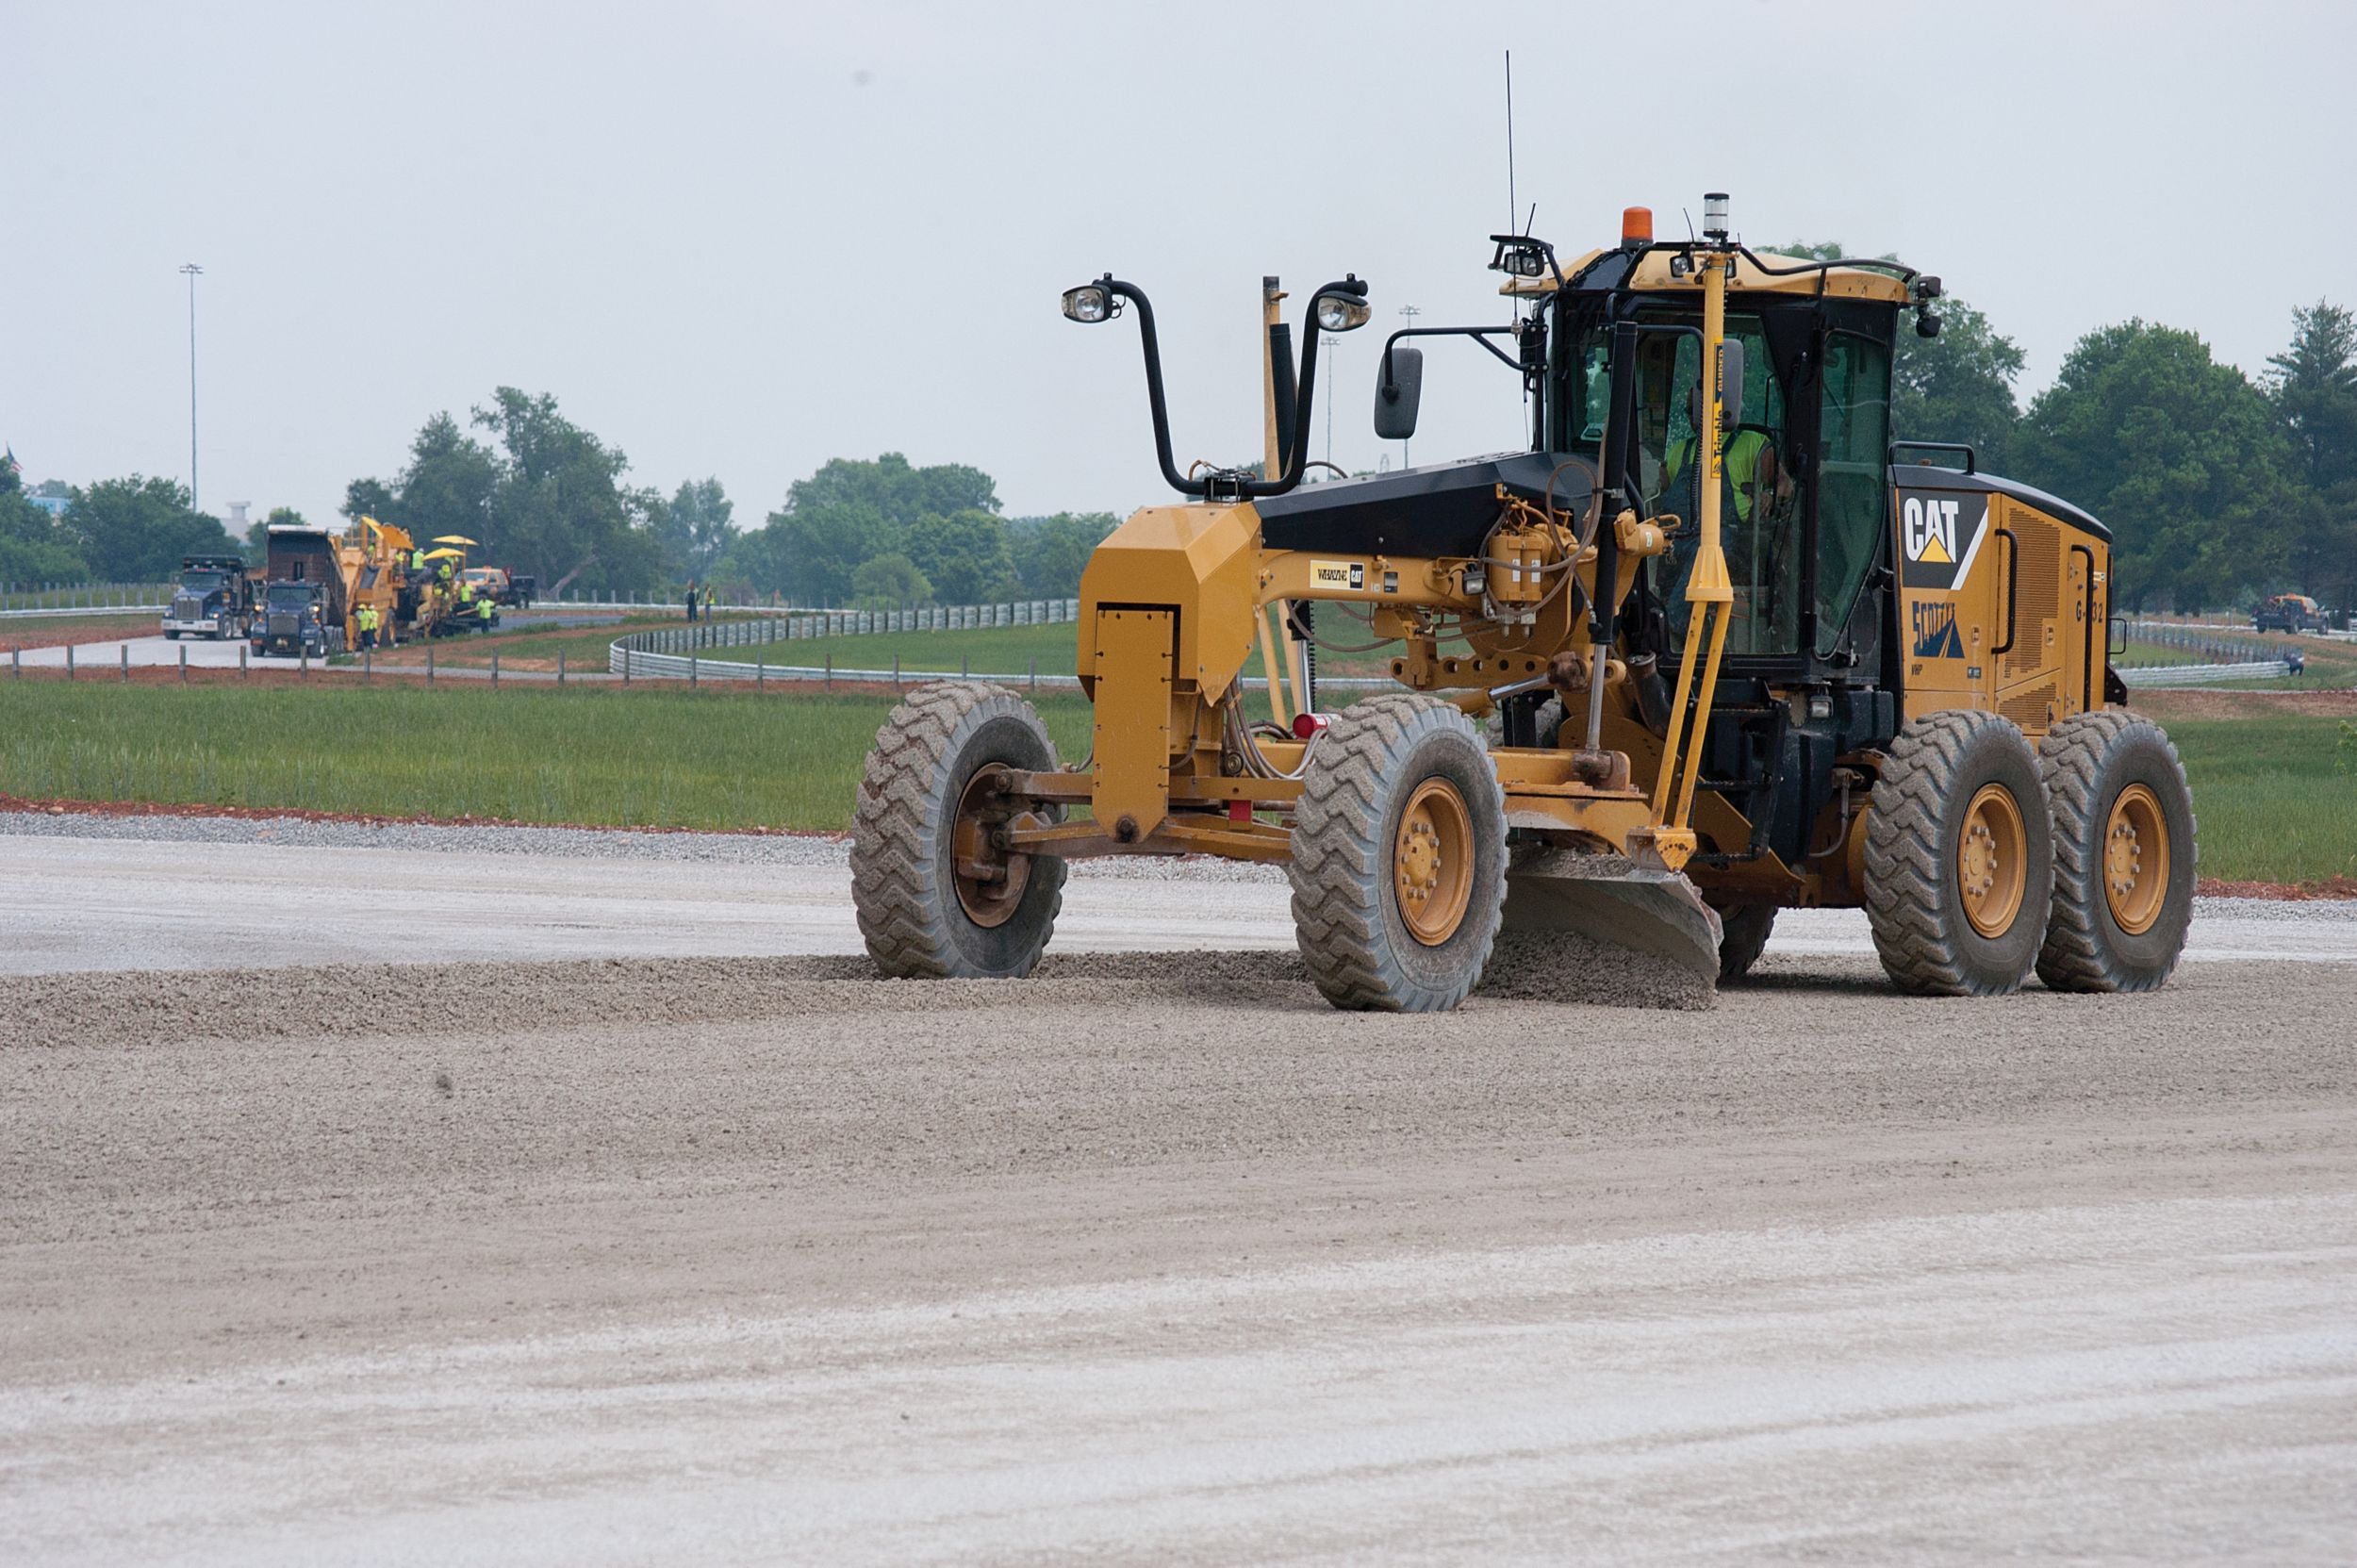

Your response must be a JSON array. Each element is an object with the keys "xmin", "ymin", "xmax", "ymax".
[{"xmin": 3, "ymin": 814, "xmax": 2353, "ymax": 1564}]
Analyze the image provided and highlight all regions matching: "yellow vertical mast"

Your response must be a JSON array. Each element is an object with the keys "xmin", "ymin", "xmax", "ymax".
[{"xmin": 1645, "ymin": 240, "xmax": 1737, "ymax": 855}]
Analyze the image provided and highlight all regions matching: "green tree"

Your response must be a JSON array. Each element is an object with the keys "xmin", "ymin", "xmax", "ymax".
[
  {"xmin": 63, "ymin": 476, "xmax": 238, "ymax": 582},
  {"xmin": 396, "ymin": 412, "xmax": 500, "ymax": 547},
  {"xmin": 1892, "ymin": 300, "xmax": 2024, "ymax": 471},
  {"xmin": 735, "ymin": 454, "xmax": 1007, "ymax": 604},
  {"xmin": 342, "ymin": 477, "xmax": 396, "ymax": 525},
  {"xmin": 1008, "ymin": 511, "xmax": 1120, "ymax": 597},
  {"xmin": 903, "ymin": 507, "xmax": 1016, "ymax": 603},
  {"xmin": 0, "ymin": 459, "xmax": 89, "ymax": 585},
  {"xmin": 660, "ymin": 477, "xmax": 735, "ymax": 580},
  {"xmin": 2266, "ymin": 300, "xmax": 2357, "ymax": 611},
  {"xmin": 1775, "ymin": 240, "xmax": 2021, "ymax": 468},
  {"xmin": 786, "ymin": 453, "xmax": 997, "ymax": 523},
  {"xmin": 470, "ymin": 388, "xmax": 659, "ymax": 597},
  {"xmin": 2015, "ymin": 322, "xmax": 2291, "ymax": 610},
  {"xmin": 850, "ymin": 551, "xmax": 932, "ymax": 609},
  {"xmin": 759, "ymin": 502, "xmax": 884, "ymax": 605}
]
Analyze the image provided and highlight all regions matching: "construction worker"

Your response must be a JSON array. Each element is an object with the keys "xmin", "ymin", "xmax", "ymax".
[
  {"xmin": 437, "ymin": 557, "xmax": 454, "ymax": 586},
  {"xmin": 410, "ymin": 547, "xmax": 427, "ymax": 573},
  {"xmin": 477, "ymin": 594, "xmax": 496, "ymax": 632},
  {"xmin": 356, "ymin": 602, "xmax": 379, "ymax": 651},
  {"xmin": 685, "ymin": 581, "xmax": 699, "ymax": 622}
]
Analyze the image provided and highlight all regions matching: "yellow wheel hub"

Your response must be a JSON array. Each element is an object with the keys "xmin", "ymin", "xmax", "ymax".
[
  {"xmin": 2102, "ymin": 783, "xmax": 2169, "ymax": 936},
  {"xmin": 1958, "ymin": 783, "xmax": 2028, "ymax": 939},
  {"xmin": 1394, "ymin": 778, "xmax": 1475, "ymax": 946}
]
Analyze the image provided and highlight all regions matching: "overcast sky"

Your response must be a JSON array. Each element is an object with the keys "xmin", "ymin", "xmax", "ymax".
[{"xmin": 7, "ymin": 0, "xmax": 2353, "ymax": 533}]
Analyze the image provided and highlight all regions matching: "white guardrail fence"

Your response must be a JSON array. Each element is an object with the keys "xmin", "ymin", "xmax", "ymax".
[{"xmin": 2117, "ymin": 661, "xmax": 2295, "ymax": 688}]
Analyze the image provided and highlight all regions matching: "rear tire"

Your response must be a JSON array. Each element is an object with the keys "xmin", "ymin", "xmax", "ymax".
[
  {"xmin": 850, "ymin": 682, "xmax": 1066, "ymax": 980},
  {"xmin": 1715, "ymin": 902, "xmax": 1777, "ymax": 983},
  {"xmin": 2036, "ymin": 711, "xmax": 2196, "ymax": 992},
  {"xmin": 1863, "ymin": 711, "xmax": 2053, "ymax": 996},
  {"xmin": 1291, "ymin": 695, "xmax": 1507, "ymax": 1012}
]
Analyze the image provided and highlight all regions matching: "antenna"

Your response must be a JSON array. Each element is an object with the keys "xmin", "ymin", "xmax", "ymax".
[{"xmin": 1504, "ymin": 50, "xmax": 1517, "ymax": 235}]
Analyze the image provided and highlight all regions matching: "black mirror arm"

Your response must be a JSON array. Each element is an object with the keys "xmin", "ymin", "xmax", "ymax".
[
  {"xmin": 1377, "ymin": 324, "xmax": 1520, "ymax": 395},
  {"xmin": 1101, "ymin": 279, "xmax": 1205, "ymax": 498}
]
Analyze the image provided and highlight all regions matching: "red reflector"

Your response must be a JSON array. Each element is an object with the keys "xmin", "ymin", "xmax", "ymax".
[{"xmin": 1228, "ymin": 799, "xmax": 1251, "ymax": 823}]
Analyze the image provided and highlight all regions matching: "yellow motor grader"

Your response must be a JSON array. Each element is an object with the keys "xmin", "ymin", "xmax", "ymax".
[{"xmin": 851, "ymin": 193, "xmax": 2196, "ymax": 1009}]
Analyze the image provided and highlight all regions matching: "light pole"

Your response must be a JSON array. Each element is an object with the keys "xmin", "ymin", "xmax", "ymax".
[
  {"xmin": 1396, "ymin": 304, "xmax": 1421, "ymax": 467},
  {"xmin": 1321, "ymin": 332, "xmax": 1338, "ymax": 470},
  {"xmin": 179, "ymin": 263, "xmax": 203, "ymax": 513}
]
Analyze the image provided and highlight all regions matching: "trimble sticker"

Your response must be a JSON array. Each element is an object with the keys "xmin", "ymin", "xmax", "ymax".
[
  {"xmin": 1309, "ymin": 559, "xmax": 1365, "ymax": 591},
  {"xmin": 1898, "ymin": 490, "xmax": 1990, "ymax": 592}
]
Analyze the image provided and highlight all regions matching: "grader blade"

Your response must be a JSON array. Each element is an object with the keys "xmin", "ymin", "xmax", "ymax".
[{"xmin": 1500, "ymin": 847, "xmax": 1725, "ymax": 984}]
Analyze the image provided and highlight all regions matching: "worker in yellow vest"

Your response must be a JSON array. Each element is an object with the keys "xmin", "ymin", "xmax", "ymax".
[
  {"xmin": 356, "ymin": 603, "xmax": 380, "ymax": 651},
  {"xmin": 476, "ymin": 595, "xmax": 495, "ymax": 632}
]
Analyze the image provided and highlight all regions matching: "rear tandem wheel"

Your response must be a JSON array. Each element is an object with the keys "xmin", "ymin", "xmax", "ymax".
[{"xmin": 1862, "ymin": 710, "xmax": 2055, "ymax": 997}]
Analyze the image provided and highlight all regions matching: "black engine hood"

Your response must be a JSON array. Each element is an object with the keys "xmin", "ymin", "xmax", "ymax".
[{"xmin": 1253, "ymin": 451, "xmax": 1592, "ymax": 560}]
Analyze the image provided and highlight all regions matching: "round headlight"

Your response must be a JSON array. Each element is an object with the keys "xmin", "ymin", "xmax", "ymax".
[
  {"xmin": 1061, "ymin": 285, "xmax": 1112, "ymax": 323},
  {"xmin": 1314, "ymin": 294, "xmax": 1371, "ymax": 333}
]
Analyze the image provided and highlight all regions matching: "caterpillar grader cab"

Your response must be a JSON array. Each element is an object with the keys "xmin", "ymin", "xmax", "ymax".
[{"xmin": 851, "ymin": 192, "xmax": 2197, "ymax": 1008}]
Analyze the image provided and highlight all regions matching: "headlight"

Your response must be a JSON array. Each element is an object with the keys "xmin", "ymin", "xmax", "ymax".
[
  {"xmin": 1061, "ymin": 284, "xmax": 1113, "ymax": 323},
  {"xmin": 1314, "ymin": 294, "xmax": 1371, "ymax": 332}
]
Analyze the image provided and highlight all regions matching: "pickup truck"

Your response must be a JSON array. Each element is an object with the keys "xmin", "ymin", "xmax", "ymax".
[{"xmin": 461, "ymin": 567, "xmax": 536, "ymax": 608}]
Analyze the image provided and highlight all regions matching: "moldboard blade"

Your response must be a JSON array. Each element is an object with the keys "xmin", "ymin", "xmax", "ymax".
[{"xmin": 1499, "ymin": 848, "xmax": 1725, "ymax": 985}]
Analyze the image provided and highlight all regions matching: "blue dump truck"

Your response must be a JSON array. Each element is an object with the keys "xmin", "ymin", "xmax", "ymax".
[{"xmin": 161, "ymin": 554, "xmax": 261, "ymax": 641}]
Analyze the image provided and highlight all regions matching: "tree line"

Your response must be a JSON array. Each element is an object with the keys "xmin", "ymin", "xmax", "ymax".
[
  {"xmin": 1792, "ymin": 241, "xmax": 2355, "ymax": 612},
  {"xmin": 8, "ymin": 274, "xmax": 2351, "ymax": 613}
]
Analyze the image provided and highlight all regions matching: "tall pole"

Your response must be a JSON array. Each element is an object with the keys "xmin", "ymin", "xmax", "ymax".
[
  {"xmin": 180, "ymin": 263, "xmax": 203, "ymax": 513},
  {"xmin": 1395, "ymin": 304, "xmax": 1421, "ymax": 467}
]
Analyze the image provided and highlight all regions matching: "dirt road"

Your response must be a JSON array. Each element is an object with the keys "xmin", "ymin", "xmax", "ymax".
[{"xmin": 6, "ymin": 945, "xmax": 2354, "ymax": 1564}]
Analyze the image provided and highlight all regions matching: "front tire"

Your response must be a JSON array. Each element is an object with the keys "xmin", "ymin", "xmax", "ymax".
[
  {"xmin": 1290, "ymin": 695, "xmax": 1507, "ymax": 1012},
  {"xmin": 2036, "ymin": 711, "xmax": 2196, "ymax": 992},
  {"xmin": 850, "ymin": 682, "xmax": 1066, "ymax": 980},
  {"xmin": 1864, "ymin": 711, "xmax": 2054, "ymax": 996},
  {"xmin": 1715, "ymin": 902, "xmax": 1777, "ymax": 983}
]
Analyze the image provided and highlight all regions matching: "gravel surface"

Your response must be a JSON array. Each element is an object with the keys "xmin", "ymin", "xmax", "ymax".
[
  {"xmin": 3, "ymin": 947, "xmax": 2352, "ymax": 1563},
  {"xmin": 0, "ymin": 808, "xmax": 1285, "ymax": 880}
]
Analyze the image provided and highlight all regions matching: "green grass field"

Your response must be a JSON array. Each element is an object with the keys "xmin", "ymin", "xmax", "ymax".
[
  {"xmin": 2163, "ymin": 716, "xmax": 2357, "ymax": 884},
  {"xmin": 0, "ymin": 681, "xmax": 2347, "ymax": 884},
  {"xmin": 0, "ymin": 681, "xmax": 1089, "ymax": 832}
]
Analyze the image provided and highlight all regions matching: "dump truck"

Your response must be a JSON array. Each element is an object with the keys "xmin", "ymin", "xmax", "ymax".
[
  {"xmin": 161, "ymin": 554, "xmax": 260, "ymax": 640},
  {"xmin": 265, "ymin": 519, "xmax": 416, "ymax": 649},
  {"xmin": 249, "ymin": 579, "xmax": 339, "ymax": 658},
  {"xmin": 851, "ymin": 193, "xmax": 2198, "ymax": 1009}
]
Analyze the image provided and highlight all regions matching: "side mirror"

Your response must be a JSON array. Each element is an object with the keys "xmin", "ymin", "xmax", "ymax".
[
  {"xmin": 1374, "ymin": 345, "xmax": 1424, "ymax": 441},
  {"xmin": 1718, "ymin": 339, "xmax": 1745, "ymax": 431}
]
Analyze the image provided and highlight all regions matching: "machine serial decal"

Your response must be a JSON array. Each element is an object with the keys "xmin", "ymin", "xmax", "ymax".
[
  {"xmin": 1898, "ymin": 490, "xmax": 1990, "ymax": 592},
  {"xmin": 1912, "ymin": 601, "xmax": 1965, "ymax": 659}
]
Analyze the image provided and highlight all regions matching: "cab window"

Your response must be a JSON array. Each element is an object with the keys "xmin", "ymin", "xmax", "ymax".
[
  {"xmin": 1639, "ymin": 311, "xmax": 1800, "ymax": 655},
  {"xmin": 1813, "ymin": 331, "xmax": 1892, "ymax": 654}
]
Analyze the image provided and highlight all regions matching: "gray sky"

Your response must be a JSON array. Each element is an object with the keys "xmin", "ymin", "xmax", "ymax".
[{"xmin": 7, "ymin": 0, "xmax": 2352, "ymax": 533}]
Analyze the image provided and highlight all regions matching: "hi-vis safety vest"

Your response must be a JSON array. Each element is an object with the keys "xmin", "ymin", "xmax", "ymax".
[{"xmin": 1665, "ymin": 428, "xmax": 1772, "ymax": 522}]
